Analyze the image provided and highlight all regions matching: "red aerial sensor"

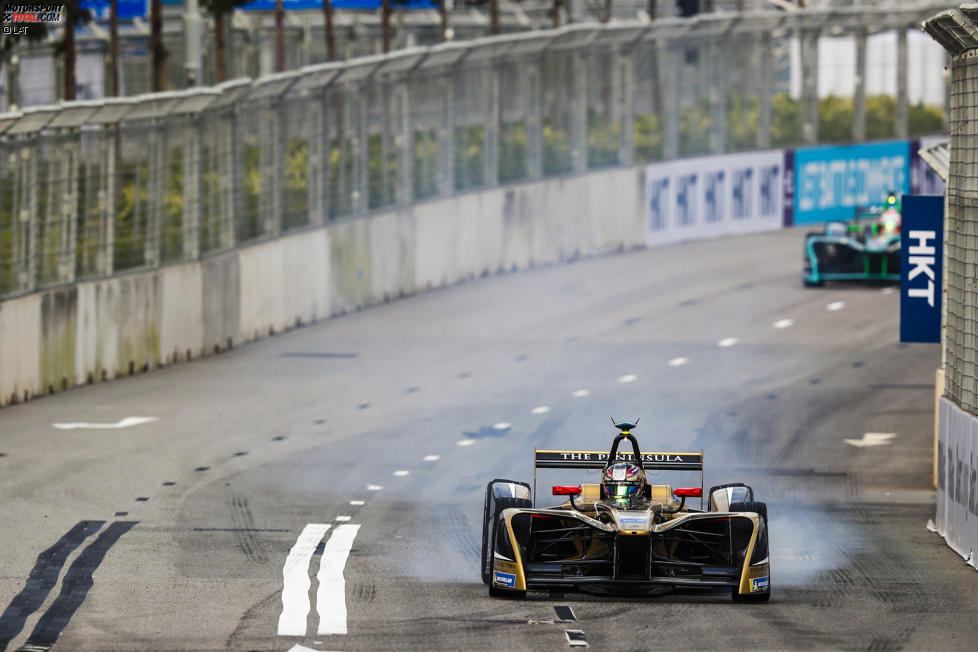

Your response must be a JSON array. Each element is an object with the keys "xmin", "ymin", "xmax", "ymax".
[
  {"xmin": 552, "ymin": 485, "xmax": 582, "ymax": 496},
  {"xmin": 674, "ymin": 487, "xmax": 703, "ymax": 498}
]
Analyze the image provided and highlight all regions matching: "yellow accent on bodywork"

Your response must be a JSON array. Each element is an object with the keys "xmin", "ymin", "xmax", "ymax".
[
  {"xmin": 500, "ymin": 509, "xmax": 527, "ymax": 591},
  {"xmin": 735, "ymin": 513, "xmax": 766, "ymax": 595},
  {"xmin": 649, "ymin": 484, "xmax": 673, "ymax": 502}
]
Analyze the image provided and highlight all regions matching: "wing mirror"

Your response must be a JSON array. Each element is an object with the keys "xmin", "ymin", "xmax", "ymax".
[
  {"xmin": 552, "ymin": 485, "xmax": 582, "ymax": 496},
  {"xmin": 674, "ymin": 487, "xmax": 702, "ymax": 498}
]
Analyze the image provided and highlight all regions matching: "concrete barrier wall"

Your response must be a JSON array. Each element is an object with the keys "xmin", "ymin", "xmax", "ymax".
[
  {"xmin": 932, "ymin": 397, "xmax": 978, "ymax": 568},
  {"xmin": 0, "ymin": 165, "xmax": 645, "ymax": 407}
]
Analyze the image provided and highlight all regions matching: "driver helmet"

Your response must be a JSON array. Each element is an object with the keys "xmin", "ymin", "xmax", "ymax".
[{"xmin": 601, "ymin": 463, "xmax": 646, "ymax": 502}]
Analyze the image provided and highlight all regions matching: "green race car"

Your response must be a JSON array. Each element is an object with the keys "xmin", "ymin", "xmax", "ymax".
[{"xmin": 802, "ymin": 192, "xmax": 902, "ymax": 287}]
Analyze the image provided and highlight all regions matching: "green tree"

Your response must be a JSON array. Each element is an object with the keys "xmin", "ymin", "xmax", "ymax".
[{"xmin": 202, "ymin": 0, "xmax": 252, "ymax": 82}]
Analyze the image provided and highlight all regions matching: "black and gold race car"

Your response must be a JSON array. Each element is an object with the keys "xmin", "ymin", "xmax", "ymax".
[{"xmin": 480, "ymin": 421, "xmax": 770, "ymax": 601}]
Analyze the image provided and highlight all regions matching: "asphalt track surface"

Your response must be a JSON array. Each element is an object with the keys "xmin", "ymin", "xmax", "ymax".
[{"xmin": 0, "ymin": 227, "xmax": 973, "ymax": 652}]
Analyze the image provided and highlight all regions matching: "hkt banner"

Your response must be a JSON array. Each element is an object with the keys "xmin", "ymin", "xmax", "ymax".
[
  {"xmin": 644, "ymin": 150, "xmax": 784, "ymax": 247},
  {"xmin": 900, "ymin": 194, "xmax": 944, "ymax": 343},
  {"xmin": 793, "ymin": 140, "xmax": 911, "ymax": 225}
]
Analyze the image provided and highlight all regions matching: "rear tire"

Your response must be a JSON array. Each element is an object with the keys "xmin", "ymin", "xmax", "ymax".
[{"xmin": 730, "ymin": 501, "xmax": 770, "ymax": 603}]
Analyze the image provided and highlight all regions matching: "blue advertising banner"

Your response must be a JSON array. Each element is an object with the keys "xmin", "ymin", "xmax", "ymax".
[
  {"xmin": 794, "ymin": 140, "xmax": 911, "ymax": 225},
  {"xmin": 900, "ymin": 194, "xmax": 944, "ymax": 343},
  {"xmin": 241, "ymin": 0, "xmax": 436, "ymax": 10},
  {"xmin": 82, "ymin": 0, "xmax": 147, "ymax": 20}
]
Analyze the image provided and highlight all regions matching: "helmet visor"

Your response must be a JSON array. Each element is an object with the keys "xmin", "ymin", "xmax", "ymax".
[{"xmin": 607, "ymin": 483, "xmax": 640, "ymax": 498}]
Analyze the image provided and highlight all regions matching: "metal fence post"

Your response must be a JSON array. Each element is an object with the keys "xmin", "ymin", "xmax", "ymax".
[
  {"xmin": 184, "ymin": 121, "xmax": 202, "ymax": 260},
  {"xmin": 853, "ymin": 27, "xmax": 867, "ymax": 142},
  {"xmin": 801, "ymin": 29, "xmax": 819, "ymax": 145},
  {"xmin": 569, "ymin": 51, "xmax": 588, "ymax": 173},
  {"xmin": 354, "ymin": 81, "xmax": 369, "ymax": 214},
  {"xmin": 618, "ymin": 50, "xmax": 635, "ymax": 167},
  {"xmin": 709, "ymin": 41, "xmax": 726, "ymax": 155},
  {"xmin": 224, "ymin": 107, "xmax": 240, "ymax": 247},
  {"xmin": 100, "ymin": 127, "xmax": 118, "ymax": 277},
  {"xmin": 145, "ymin": 127, "xmax": 164, "ymax": 267},
  {"xmin": 309, "ymin": 94, "xmax": 326, "ymax": 224},
  {"xmin": 525, "ymin": 63, "xmax": 543, "ymax": 181},
  {"xmin": 61, "ymin": 135, "xmax": 78, "ymax": 283},
  {"xmin": 483, "ymin": 64, "xmax": 500, "ymax": 189},
  {"xmin": 661, "ymin": 38, "xmax": 680, "ymax": 160},
  {"xmin": 270, "ymin": 103, "xmax": 285, "ymax": 233},
  {"xmin": 896, "ymin": 25, "xmax": 909, "ymax": 139},
  {"xmin": 396, "ymin": 80, "xmax": 414, "ymax": 205},
  {"xmin": 757, "ymin": 30, "xmax": 772, "ymax": 150},
  {"xmin": 24, "ymin": 140, "xmax": 38, "ymax": 292},
  {"xmin": 437, "ymin": 71, "xmax": 455, "ymax": 196}
]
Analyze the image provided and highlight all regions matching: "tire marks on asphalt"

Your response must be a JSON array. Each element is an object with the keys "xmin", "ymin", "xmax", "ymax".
[
  {"xmin": 0, "ymin": 521, "xmax": 103, "ymax": 650},
  {"xmin": 1, "ymin": 521, "xmax": 137, "ymax": 652}
]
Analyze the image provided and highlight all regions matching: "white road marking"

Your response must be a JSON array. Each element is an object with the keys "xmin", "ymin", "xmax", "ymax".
[
  {"xmin": 278, "ymin": 523, "xmax": 332, "ymax": 636},
  {"xmin": 493, "ymin": 422, "xmax": 511, "ymax": 430},
  {"xmin": 531, "ymin": 406, "xmax": 550, "ymax": 414},
  {"xmin": 367, "ymin": 484, "xmax": 383, "ymax": 491},
  {"xmin": 349, "ymin": 500, "xmax": 365, "ymax": 506},
  {"xmin": 335, "ymin": 516, "xmax": 352, "ymax": 522},
  {"xmin": 423, "ymin": 455, "xmax": 441, "ymax": 462},
  {"xmin": 617, "ymin": 374, "xmax": 637, "ymax": 383},
  {"xmin": 288, "ymin": 645, "xmax": 339, "ymax": 652},
  {"xmin": 457, "ymin": 439, "xmax": 476, "ymax": 447},
  {"xmin": 718, "ymin": 338, "xmax": 738, "ymax": 347},
  {"xmin": 572, "ymin": 389, "xmax": 590, "ymax": 398},
  {"xmin": 317, "ymin": 524, "xmax": 362, "ymax": 635},
  {"xmin": 52, "ymin": 416, "xmax": 158, "ymax": 430},
  {"xmin": 844, "ymin": 432, "xmax": 897, "ymax": 448},
  {"xmin": 774, "ymin": 319, "xmax": 794, "ymax": 329},
  {"xmin": 668, "ymin": 357, "xmax": 688, "ymax": 367},
  {"xmin": 826, "ymin": 301, "xmax": 846, "ymax": 311},
  {"xmin": 882, "ymin": 286, "xmax": 897, "ymax": 295},
  {"xmin": 393, "ymin": 470, "xmax": 410, "ymax": 477},
  {"xmin": 565, "ymin": 629, "xmax": 589, "ymax": 648}
]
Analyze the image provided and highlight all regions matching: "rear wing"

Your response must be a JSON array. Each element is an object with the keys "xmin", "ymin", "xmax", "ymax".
[
  {"xmin": 533, "ymin": 448, "xmax": 705, "ymax": 508},
  {"xmin": 535, "ymin": 449, "xmax": 703, "ymax": 471}
]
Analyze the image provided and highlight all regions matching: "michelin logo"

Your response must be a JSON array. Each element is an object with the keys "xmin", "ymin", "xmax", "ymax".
[
  {"xmin": 493, "ymin": 571, "xmax": 516, "ymax": 588},
  {"xmin": 750, "ymin": 576, "xmax": 769, "ymax": 592}
]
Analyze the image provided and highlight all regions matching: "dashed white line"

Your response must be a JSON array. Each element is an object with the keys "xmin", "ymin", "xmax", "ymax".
[
  {"xmin": 531, "ymin": 406, "xmax": 550, "ymax": 414},
  {"xmin": 668, "ymin": 357, "xmax": 688, "ymax": 367},
  {"xmin": 718, "ymin": 338, "xmax": 738, "ymax": 347},
  {"xmin": 882, "ymin": 286, "xmax": 897, "ymax": 295},
  {"xmin": 423, "ymin": 455, "xmax": 441, "ymax": 462},
  {"xmin": 826, "ymin": 301, "xmax": 846, "ymax": 311},
  {"xmin": 774, "ymin": 319, "xmax": 794, "ymax": 329},
  {"xmin": 335, "ymin": 515, "xmax": 352, "ymax": 522},
  {"xmin": 316, "ymin": 524, "xmax": 362, "ymax": 635},
  {"xmin": 349, "ymin": 500, "xmax": 365, "ymax": 506},
  {"xmin": 393, "ymin": 470, "xmax": 410, "ymax": 477},
  {"xmin": 278, "ymin": 523, "xmax": 332, "ymax": 636},
  {"xmin": 572, "ymin": 389, "xmax": 590, "ymax": 398},
  {"xmin": 617, "ymin": 374, "xmax": 637, "ymax": 383},
  {"xmin": 457, "ymin": 439, "xmax": 476, "ymax": 447},
  {"xmin": 367, "ymin": 484, "xmax": 383, "ymax": 491},
  {"xmin": 493, "ymin": 422, "xmax": 511, "ymax": 430}
]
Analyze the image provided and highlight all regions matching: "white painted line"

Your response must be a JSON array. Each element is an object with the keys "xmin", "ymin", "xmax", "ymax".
[
  {"xmin": 288, "ymin": 645, "xmax": 340, "ymax": 652},
  {"xmin": 531, "ymin": 406, "xmax": 550, "ymax": 414},
  {"xmin": 617, "ymin": 374, "xmax": 637, "ymax": 384},
  {"xmin": 393, "ymin": 470, "xmax": 410, "ymax": 477},
  {"xmin": 278, "ymin": 523, "xmax": 332, "ymax": 636},
  {"xmin": 882, "ymin": 286, "xmax": 897, "ymax": 295},
  {"xmin": 423, "ymin": 455, "xmax": 441, "ymax": 462},
  {"xmin": 571, "ymin": 389, "xmax": 590, "ymax": 398},
  {"xmin": 317, "ymin": 523, "xmax": 362, "ymax": 635},
  {"xmin": 773, "ymin": 319, "xmax": 794, "ymax": 329},
  {"xmin": 349, "ymin": 500, "xmax": 365, "ymax": 506},
  {"xmin": 335, "ymin": 515, "xmax": 352, "ymax": 522},
  {"xmin": 668, "ymin": 357, "xmax": 688, "ymax": 367},
  {"xmin": 52, "ymin": 416, "xmax": 158, "ymax": 430},
  {"xmin": 826, "ymin": 301, "xmax": 846, "ymax": 311},
  {"xmin": 366, "ymin": 484, "xmax": 383, "ymax": 491},
  {"xmin": 457, "ymin": 439, "xmax": 476, "ymax": 447},
  {"xmin": 493, "ymin": 422, "xmax": 511, "ymax": 430},
  {"xmin": 718, "ymin": 338, "xmax": 738, "ymax": 347},
  {"xmin": 565, "ymin": 629, "xmax": 589, "ymax": 648},
  {"xmin": 844, "ymin": 432, "xmax": 897, "ymax": 448}
]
